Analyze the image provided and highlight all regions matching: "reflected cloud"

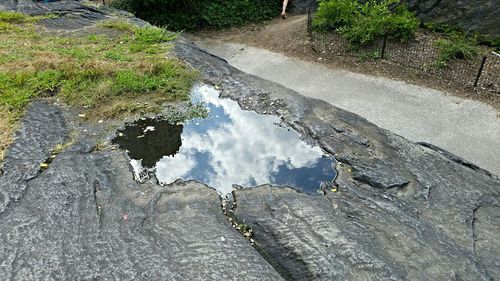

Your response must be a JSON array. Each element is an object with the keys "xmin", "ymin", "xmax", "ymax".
[{"xmin": 154, "ymin": 85, "xmax": 335, "ymax": 195}]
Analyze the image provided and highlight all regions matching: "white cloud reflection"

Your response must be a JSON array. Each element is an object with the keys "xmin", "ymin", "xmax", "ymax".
[{"xmin": 155, "ymin": 85, "xmax": 330, "ymax": 195}]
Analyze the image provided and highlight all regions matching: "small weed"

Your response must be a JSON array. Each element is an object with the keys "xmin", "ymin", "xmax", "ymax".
[
  {"xmin": 237, "ymin": 223, "xmax": 253, "ymax": 239},
  {"xmin": 356, "ymin": 50, "xmax": 381, "ymax": 62},
  {"xmin": 39, "ymin": 138, "xmax": 75, "ymax": 170},
  {"xmin": 95, "ymin": 140, "xmax": 109, "ymax": 151},
  {"xmin": 134, "ymin": 26, "xmax": 177, "ymax": 44},
  {"xmin": 101, "ymin": 20, "xmax": 178, "ymax": 44},
  {"xmin": 435, "ymin": 35, "xmax": 479, "ymax": 67},
  {"xmin": 97, "ymin": 100, "xmax": 163, "ymax": 120},
  {"xmin": 58, "ymin": 46, "xmax": 93, "ymax": 60},
  {"xmin": 99, "ymin": 20, "xmax": 136, "ymax": 32},
  {"xmin": 51, "ymin": 139, "xmax": 75, "ymax": 155},
  {"xmin": 161, "ymin": 102, "xmax": 209, "ymax": 124},
  {"xmin": 104, "ymin": 50, "xmax": 131, "ymax": 61}
]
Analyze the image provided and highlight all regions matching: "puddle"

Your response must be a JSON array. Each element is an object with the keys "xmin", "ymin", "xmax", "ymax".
[{"xmin": 113, "ymin": 85, "xmax": 336, "ymax": 195}]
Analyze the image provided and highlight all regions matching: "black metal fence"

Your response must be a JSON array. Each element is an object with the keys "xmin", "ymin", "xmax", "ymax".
[{"xmin": 306, "ymin": 7, "xmax": 500, "ymax": 95}]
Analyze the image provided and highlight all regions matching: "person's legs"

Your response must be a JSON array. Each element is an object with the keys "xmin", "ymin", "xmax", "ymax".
[{"xmin": 281, "ymin": 0, "xmax": 289, "ymax": 18}]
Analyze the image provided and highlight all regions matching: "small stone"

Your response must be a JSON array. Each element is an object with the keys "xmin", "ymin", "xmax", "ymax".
[
  {"xmin": 40, "ymin": 163, "xmax": 49, "ymax": 169},
  {"xmin": 78, "ymin": 114, "xmax": 86, "ymax": 118},
  {"xmin": 220, "ymin": 237, "xmax": 226, "ymax": 242}
]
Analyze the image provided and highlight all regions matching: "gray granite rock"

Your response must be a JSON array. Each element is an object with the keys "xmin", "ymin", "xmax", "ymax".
[
  {"xmin": 0, "ymin": 104, "xmax": 283, "ymax": 280},
  {"xmin": 287, "ymin": 0, "xmax": 317, "ymax": 14},
  {"xmin": 0, "ymin": 101, "xmax": 68, "ymax": 215},
  {"xmin": 174, "ymin": 38, "xmax": 500, "ymax": 280},
  {"xmin": 0, "ymin": 2, "xmax": 499, "ymax": 280},
  {"xmin": 404, "ymin": 0, "xmax": 500, "ymax": 38}
]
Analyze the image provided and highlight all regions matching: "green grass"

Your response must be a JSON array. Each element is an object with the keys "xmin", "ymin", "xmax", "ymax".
[
  {"xmin": 435, "ymin": 35, "xmax": 479, "ymax": 67},
  {"xmin": 0, "ymin": 11, "xmax": 56, "ymax": 23},
  {"xmin": 0, "ymin": 12, "xmax": 198, "ymax": 161}
]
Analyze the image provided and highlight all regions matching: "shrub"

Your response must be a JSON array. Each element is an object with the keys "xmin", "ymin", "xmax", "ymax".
[
  {"xmin": 435, "ymin": 35, "xmax": 479, "ymax": 67},
  {"xmin": 313, "ymin": 0, "xmax": 419, "ymax": 46},
  {"xmin": 311, "ymin": 0, "xmax": 357, "ymax": 30},
  {"xmin": 110, "ymin": 0, "xmax": 281, "ymax": 30}
]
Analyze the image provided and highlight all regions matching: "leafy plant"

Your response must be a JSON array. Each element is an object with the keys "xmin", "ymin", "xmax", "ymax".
[
  {"xmin": 313, "ymin": 0, "xmax": 419, "ymax": 46},
  {"xmin": 313, "ymin": 0, "xmax": 358, "ymax": 30}
]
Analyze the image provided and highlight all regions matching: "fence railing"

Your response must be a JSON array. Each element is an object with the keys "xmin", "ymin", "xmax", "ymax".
[{"xmin": 306, "ymin": 4, "xmax": 500, "ymax": 95}]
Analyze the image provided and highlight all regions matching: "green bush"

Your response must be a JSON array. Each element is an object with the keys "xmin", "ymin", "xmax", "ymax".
[
  {"xmin": 313, "ymin": 0, "xmax": 357, "ymax": 30},
  {"xmin": 435, "ymin": 35, "xmax": 479, "ymax": 67},
  {"xmin": 313, "ymin": 0, "xmax": 419, "ymax": 46},
  {"xmin": 111, "ymin": 0, "xmax": 281, "ymax": 30}
]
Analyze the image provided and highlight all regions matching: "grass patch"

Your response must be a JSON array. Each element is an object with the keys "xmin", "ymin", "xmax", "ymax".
[
  {"xmin": 0, "ymin": 13, "xmax": 198, "ymax": 162},
  {"xmin": 435, "ymin": 35, "xmax": 479, "ymax": 67},
  {"xmin": 0, "ymin": 11, "xmax": 56, "ymax": 23}
]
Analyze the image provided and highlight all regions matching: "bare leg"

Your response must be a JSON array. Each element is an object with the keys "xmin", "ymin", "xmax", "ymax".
[{"xmin": 281, "ymin": 0, "xmax": 288, "ymax": 18}]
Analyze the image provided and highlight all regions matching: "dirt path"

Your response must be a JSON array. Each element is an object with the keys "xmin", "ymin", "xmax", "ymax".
[
  {"xmin": 194, "ymin": 15, "xmax": 499, "ymax": 109},
  {"xmin": 188, "ymin": 16, "xmax": 500, "ymax": 176}
]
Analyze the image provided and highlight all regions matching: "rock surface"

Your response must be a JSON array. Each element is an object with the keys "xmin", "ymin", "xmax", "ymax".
[
  {"xmin": 404, "ymin": 0, "xmax": 500, "ymax": 37},
  {"xmin": 175, "ymin": 38, "xmax": 500, "ymax": 280},
  {"xmin": 288, "ymin": 0, "xmax": 317, "ymax": 14},
  {"xmin": 0, "ymin": 102, "xmax": 283, "ymax": 280},
  {"xmin": 0, "ymin": 1, "xmax": 499, "ymax": 280}
]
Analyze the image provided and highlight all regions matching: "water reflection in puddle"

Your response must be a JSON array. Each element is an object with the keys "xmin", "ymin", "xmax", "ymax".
[{"xmin": 113, "ymin": 85, "xmax": 336, "ymax": 195}]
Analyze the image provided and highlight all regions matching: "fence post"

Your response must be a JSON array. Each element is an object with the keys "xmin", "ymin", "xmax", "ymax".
[
  {"xmin": 307, "ymin": 2, "xmax": 312, "ymax": 38},
  {"xmin": 380, "ymin": 33, "xmax": 388, "ymax": 59},
  {"xmin": 474, "ymin": 56, "xmax": 487, "ymax": 88}
]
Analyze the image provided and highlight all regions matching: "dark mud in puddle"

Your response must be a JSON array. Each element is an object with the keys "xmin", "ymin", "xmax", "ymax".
[{"xmin": 113, "ymin": 85, "xmax": 336, "ymax": 195}]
